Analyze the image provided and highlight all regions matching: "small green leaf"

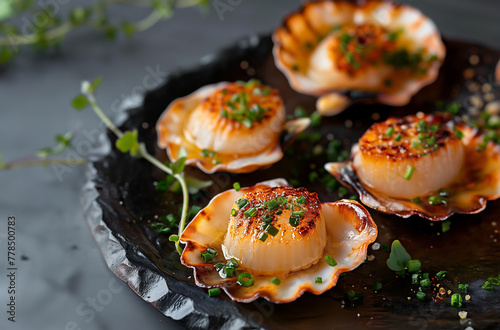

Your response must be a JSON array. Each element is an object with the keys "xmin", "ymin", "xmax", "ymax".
[
  {"xmin": 169, "ymin": 234, "xmax": 179, "ymax": 242},
  {"xmin": 36, "ymin": 147, "xmax": 52, "ymax": 158},
  {"xmin": 185, "ymin": 175, "xmax": 213, "ymax": 194},
  {"xmin": 71, "ymin": 94, "xmax": 89, "ymax": 110},
  {"xmin": 178, "ymin": 147, "xmax": 187, "ymax": 159},
  {"xmin": 116, "ymin": 130, "xmax": 139, "ymax": 156},
  {"xmin": 121, "ymin": 21, "xmax": 135, "ymax": 37},
  {"xmin": 90, "ymin": 76, "xmax": 103, "ymax": 93},
  {"xmin": 386, "ymin": 240, "xmax": 412, "ymax": 272},
  {"xmin": 171, "ymin": 157, "xmax": 186, "ymax": 175}
]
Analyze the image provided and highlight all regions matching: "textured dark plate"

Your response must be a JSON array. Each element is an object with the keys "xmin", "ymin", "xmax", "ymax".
[{"xmin": 82, "ymin": 34, "xmax": 500, "ymax": 329}]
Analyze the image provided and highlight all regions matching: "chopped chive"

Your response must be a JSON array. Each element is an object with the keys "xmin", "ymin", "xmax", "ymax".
[
  {"xmin": 373, "ymin": 281, "xmax": 382, "ymax": 291},
  {"xmin": 275, "ymin": 210, "xmax": 283, "ymax": 215},
  {"xmin": 428, "ymin": 195, "xmax": 446, "ymax": 206},
  {"xmin": 212, "ymin": 158, "xmax": 222, "ymax": 165},
  {"xmin": 454, "ymin": 130, "xmax": 464, "ymax": 139},
  {"xmin": 220, "ymin": 109, "xmax": 228, "ymax": 118},
  {"xmin": 261, "ymin": 88, "xmax": 271, "ymax": 96},
  {"xmin": 292, "ymin": 210, "xmax": 306, "ymax": 217},
  {"xmin": 411, "ymin": 196, "xmax": 422, "ymax": 203},
  {"xmin": 481, "ymin": 280, "xmax": 494, "ymax": 291},
  {"xmin": 266, "ymin": 199, "xmax": 279, "ymax": 210},
  {"xmin": 269, "ymin": 277, "xmax": 281, "ymax": 285},
  {"xmin": 206, "ymin": 248, "xmax": 217, "ymax": 256},
  {"xmin": 395, "ymin": 134, "xmax": 402, "ymax": 142},
  {"xmin": 277, "ymin": 196, "xmax": 287, "ymax": 204},
  {"xmin": 237, "ymin": 272, "xmax": 254, "ymax": 287},
  {"xmin": 201, "ymin": 252, "xmax": 213, "ymax": 262},
  {"xmin": 264, "ymin": 225, "xmax": 279, "ymax": 236},
  {"xmin": 244, "ymin": 207, "xmax": 257, "ymax": 218},
  {"xmin": 231, "ymin": 208, "xmax": 237, "ymax": 216},
  {"xmin": 458, "ymin": 283, "xmax": 469, "ymax": 293},
  {"xmin": 441, "ymin": 220, "xmax": 451, "ymax": 233},
  {"xmin": 226, "ymin": 258, "xmax": 238, "ymax": 268},
  {"xmin": 208, "ymin": 288, "xmax": 221, "ymax": 297},
  {"xmin": 214, "ymin": 262, "xmax": 225, "ymax": 271},
  {"xmin": 296, "ymin": 195, "xmax": 306, "ymax": 204},
  {"xmin": 242, "ymin": 118, "xmax": 253, "ymax": 128},
  {"xmin": 412, "ymin": 274, "xmax": 421, "ymax": 285},
  {"xmin": 262, "ymin": 215, "xmax": 273, "ymax": 224},
  {"xmin": 385, "ymin": 127, "xmax": 395, "ymax": 137},
  {"xmin": 315, "ymin": 277, "xmax": 323, "ymax": 284},
  {"xmin": 404, "ymin": 165, "xmax": 415, "ymax": 180},
  {"xmin": 416, "ymin": 291, "xmax": 426, "ymax": 301},
  {"xmin": 430, "ymin": 124, "xmax": 439, "ymax": 133},
  {"xmin": 436, "ymin": 270, "xmax": 447, "ymax": 280},
  {"xmin": 294, "ymin": 106, "xmax": 308, "ymax": 118},
  {"xmin": 201, "ymin": 149, "xmax": 209, "ymax": 157},
  {"xmin": 451, "ymin": 293, "xmax": 462, "ymax": 307},
  {"xmin": 346, "ymin": 290, "xmax": 363, "ymax": 301},
  {"xmin": 325, "ymin": 255, "xmax": 337, "ymax": 267},
  {"xmin": 438, "ymin": 188, "xmax": 450, "ymax": 197},
  {"xmin": 406, "ymin": 259, "xmax": 421, "ymax": 273},
  {"xmin": 258, "ymin": 232, "xmax": 268, "ymax": 242},
  {"xmin": 233, "ymin": 182, "xmax": 241, "ymax": 191},
  {"xmin": 420, "ymin": 278, "xmax": 431, "ymax": 289},
  {"xmin": 292, "ymin": 64, "xmax": 300, "ymax": 71},
  {"xmin": 236, "ymin": 199, "xmax": 248, "ymax": 209},
  {"xmin": 289, "ymin": 216, "xmax": 300, "ymax": 227},
  {"xmin": 411, "ymin": 140, "xmax": 421, "ymax": 148}
]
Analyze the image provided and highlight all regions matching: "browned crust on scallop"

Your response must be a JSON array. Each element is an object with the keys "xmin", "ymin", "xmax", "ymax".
[
  {"xmin": 231, "ymin": 187, "xmax": 321, "ymax": 239},
  {"xmin": 272, "ymin": 0, "xmax": 445, "ymax": 105},
  {"xmin": 358, "ymin": 113, "xmax": 459, "ymax": 161},
  {"xmin": 199, "ymin": 82, "xmax": 283, "ymax": 132}
]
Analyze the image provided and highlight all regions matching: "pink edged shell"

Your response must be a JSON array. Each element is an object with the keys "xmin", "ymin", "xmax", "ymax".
[
  {"xmin": 180, "ymin": 178, "xmax": 377, "ymax": 303},
  {"xmin": 273, "ymin": 0, "xmax": 446, "ymax": 113},
  {"xmin": 325, "ymin": 124, "xmax": 500, "ymax": 221},
  {"xmin": 157, "ymin": 82, "xmax": 307, "ymax": 174}
]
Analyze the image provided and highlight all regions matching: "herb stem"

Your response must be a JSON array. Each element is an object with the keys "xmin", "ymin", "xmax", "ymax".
[
  {"xmin": 84, "ymin": 86, "xmax": 190, "ymax": 255},
  {"xmin": 0, "ymin": 158, "xmax": 86, "ymax": 170}
]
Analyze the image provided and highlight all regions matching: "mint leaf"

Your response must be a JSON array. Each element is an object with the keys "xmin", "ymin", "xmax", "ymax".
[
  {"xmin": 116, "ymin": 130, "xmax": 139, "ymax": 156},
  {"xmin": 71, "ymin": 94, "xmax": 89, "ymax": 110},
  {"xmin": 386, "ymin": 240, "xmax": 411, "ymax": 272}
]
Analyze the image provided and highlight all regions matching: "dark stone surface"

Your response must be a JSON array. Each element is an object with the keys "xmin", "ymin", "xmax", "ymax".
[{"xmin": 0, "ymin": 1, "xmax": 499, "ymax": 330}]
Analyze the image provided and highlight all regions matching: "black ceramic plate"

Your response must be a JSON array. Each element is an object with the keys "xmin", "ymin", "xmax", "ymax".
[{"xmin": 82, "ymin": 34, "xmax": 500, "ymax": 329}]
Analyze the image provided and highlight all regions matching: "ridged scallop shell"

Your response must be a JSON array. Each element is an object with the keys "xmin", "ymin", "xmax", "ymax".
[
  {"xmin": 325, "ymin": 120, "xmax": 500, "ymax": 221},
  {"xmin": 180, "ymin": 178, "xmax": 377, "ymax": 303},
  {"xmin": 273, "ymin": 0, "xmax": 446, "ymax": 114},
  {"xmin": 157, "ymin": 82, "xmax": 309, "ymax": 174}
]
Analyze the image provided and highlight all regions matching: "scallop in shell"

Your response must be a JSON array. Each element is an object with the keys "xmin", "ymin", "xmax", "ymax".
[
  {"xmin": 157, "ymin": 80, "xmax": 309, "ymax": 174},
  {"xmin": 325, "ymin": 113, "xmax": 500, "ymax": 220},
  {"xmin": 180, "ymin": 179, "xmax": 377, "ymax": 303},
  {"xmin": 273, "ymin": 0, "xmax": 446, "ymax": 115}
]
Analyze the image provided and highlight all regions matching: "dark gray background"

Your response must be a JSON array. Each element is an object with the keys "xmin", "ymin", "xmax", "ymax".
[{"xmin": 0, "ymin": 1, "xmax": 498, "ymax": 329}]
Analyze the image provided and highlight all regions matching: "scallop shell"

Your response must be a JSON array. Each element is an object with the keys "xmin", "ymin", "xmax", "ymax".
[
  {"xmin": 325, "ymin": 122, "xmax": 500, "ymax": 221},
  {"xmin": 273, "ymin": 0, "xmax": 446, "ymax": 114},
  {"xmin": 157, "ymin": 82, "xmax": 308, "ymax": 174},
  {"xmin": 180, "ymin": 178, "xmax": 377, "ymax": 303}
]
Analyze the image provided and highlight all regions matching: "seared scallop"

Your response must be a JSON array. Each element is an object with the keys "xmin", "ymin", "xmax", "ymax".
[
  {"xmin": 180, "ymin": 179, "xmax": 377, "ymax": 303},
  {"xmin": 326, "ymin": 114, "xmax": 500, "ymax": 220},
  {"xmin": 273, "ymin": 0, "xmax": 446, "ymax": 114},
  {"xmin": 157, "ymin": 80, "xmax": 307, "ymax": 174},
  {"xmin": 353, "ymin": 113, "xmax": 464, "ymax": 199},
  {"xmin": 223, "ymin": 187, "xmax": 326, "ymax": 275}
]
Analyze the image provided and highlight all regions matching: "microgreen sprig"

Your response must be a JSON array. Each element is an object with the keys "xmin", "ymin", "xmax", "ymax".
[
  {"xmin": 0, "ymin": 0, "xmax": 209, "ymax": 64},
  {"xmin": 73, "ymin": 77, "xmax": 190, "ymax": 254}
]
